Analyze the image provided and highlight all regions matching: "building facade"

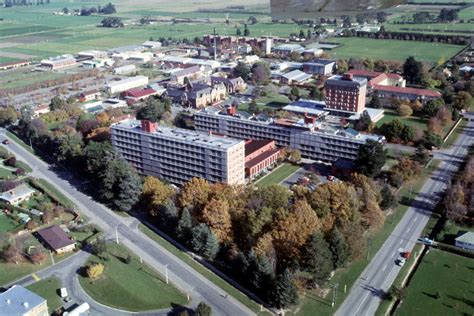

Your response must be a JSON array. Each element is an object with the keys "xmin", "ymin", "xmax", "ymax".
[
  {"xmin": 244, "ymin": 139, "xmax": 281, "ymax": 179},
  {"xmin": 194, "ymin": 106, "xmax": 384, "ymax": 162},
  {"xmin": 40, "ymin": 54, "xmax": 76, "ymax": 70},
  {"xmin": 302, "ymin": 59, "xmax": 335, "ymax": 76},
  {"xmin": 166, "ymin": 82, "xmax": 226, "ymax": 108},
  {"xmin": 111, "ymin": 120, "xmax": 245, "ymax": 185},
  {"xmin": 324, "ymin": 73, "xmax": 367, "ymax": 113},
  {"xmin": 106, "ymin": 76, "xmax": 149, "ymax": 94}
]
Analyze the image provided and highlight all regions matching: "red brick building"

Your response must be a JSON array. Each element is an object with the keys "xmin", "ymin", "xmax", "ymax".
[
  {"xmin": 245, "ymin": 139, "xmax": 281, "ymax": 179},
  {"xmin": 324, "ymin": 73, "xmax": 367, "ymax": 113}
]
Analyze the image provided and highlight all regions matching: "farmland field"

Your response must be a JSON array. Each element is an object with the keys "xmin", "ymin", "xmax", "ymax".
[
  {"xmin": 396, "ymin": 249, "xmax": 474, "ymax": 316},
  {"xmin": 325, "ymin": 37, "xmax": 464, "ymax": 63}
]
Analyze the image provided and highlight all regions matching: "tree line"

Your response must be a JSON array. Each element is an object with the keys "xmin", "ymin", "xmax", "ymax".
[
  {"xmin": 3, "ymin": 0, "xmax": 50, "ymax": 7},
  {"xmin": 341, "ymin": 30, "xmax": 470, "ymax": 46}
]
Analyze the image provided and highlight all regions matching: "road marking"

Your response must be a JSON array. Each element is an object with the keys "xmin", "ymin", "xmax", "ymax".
[
  {"xmin": 382, "ymin": 264, "xmax": 387, "ymax": 271},
  {"xmin": 399, "ymin": 240, "xmax": 403, "ymax": 245},
  {"xmin": 354, "ymin": 292, "xmax": 370, "ymax": 315},
  {"xmin": 32, "ymin": 273, "xmax": 40, "ymax": 282},
  {"xmin": 406, "ymin": 227, "xmax": 411, "ymax": 233},
  {"xmin": 414, "ymin": 217, "xmax": 418, "ymax": 222}
]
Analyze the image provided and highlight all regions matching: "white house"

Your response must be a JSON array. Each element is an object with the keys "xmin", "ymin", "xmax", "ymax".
[
  {"xmin": 0, "ymin": 184, "xmax": 35, "ymax": 206},
  {"xmin": 455, "ymin": 232, "xmax": 474, "ymax": 251}
]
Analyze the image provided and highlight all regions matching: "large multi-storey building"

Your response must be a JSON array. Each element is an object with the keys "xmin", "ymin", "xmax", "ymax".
[
  {"xmin": 111, "ymin": 120, "xmax": 245, "ymax": 185},
  {"xmin": 324, "ymin": 73, "xmax": 367, "ymax": 113},
  {"xmin": 194, "ymin": 106, "xmax": 384, "ymax": 162}
]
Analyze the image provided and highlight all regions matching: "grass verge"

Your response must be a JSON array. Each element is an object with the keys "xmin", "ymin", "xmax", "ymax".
[
  {"xmin": 78, "ymin": 243, "xmax": 186, "ymax": 312},
  {"xmin": 6, "ymin": 130, "xmax": 34, "ymax": 154},
  {"xmin": 36, "ymin": 178, "xmax": 75, "ymax": 208},
  {"xmin": 26, "ymin": 277, "xmax": 63, "ymax": 312},
  {"xmin": 256, "ymin": 163, "xmax": 300, "ymax": 188},
  {"xmin": 138, "ymin": 224, "xmax": 271, "ymax": 315}
]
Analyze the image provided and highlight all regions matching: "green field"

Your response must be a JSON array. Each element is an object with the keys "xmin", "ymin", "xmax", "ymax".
[
  {"xmin": 376, "ymin": 110, "xmax": 427, "ymax": 130},
  {"xmin": 256, "ymin": 163, "xmax": 300, "ymax": 188},
  {"xmin": 78, "ymin": 243, "xmax": 186, "ymax": 312},
  {"xmin": 326, "ymin": 38, "xmax": 464, "ymax": 63},
  {"xmin": 397, "ymin": 249, "xmax": 474, "ymax": 316},
  {"xmin": 0, "ymin": 212, "xmax": 20, "ymax": 232},
  {"xmin": 27, "ymin": 277, "xmax": 63, "ymax": 312}
]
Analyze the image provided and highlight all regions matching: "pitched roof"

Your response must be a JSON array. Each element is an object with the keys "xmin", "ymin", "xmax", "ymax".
[
  {"xmin": 0, "ymin": 184, "xmax": 35, "ymax": 204},
  {"xmin": 455, "ymin": 231, "xmax": 474, "ymax": 245},
  {"xmin": 122, "ymin": 87, "xmax": 156, "ymax": 98},
  {"xmin": 37, "ymin": 225, "xmax": 75, "ymax": 251},
  {"xmin": 373, "ymin": 85, "xmax": 441, "ymax": 97},
  {"xmin": 348, "ymin": 69, "xmax": 382, "ymax": 79}
]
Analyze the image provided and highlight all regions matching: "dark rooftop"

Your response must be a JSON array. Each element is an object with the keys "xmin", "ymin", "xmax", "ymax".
[{"xmin": 36, "ymin": 225, "xmax": 75, "ymax": 251}]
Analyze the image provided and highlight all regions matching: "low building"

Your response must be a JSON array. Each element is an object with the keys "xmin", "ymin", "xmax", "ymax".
[
  {"xmin": 372, "ymin": 85, "xmax": 442, "ymax": 104},
  {"xmin": 348, "ymin": 69, "xmax": 406, "ymax": 88},
  {"xmin": 78, "ymin": 50, "xmax": 108, "ymax": 59},
  {"xmin": 113, "ymin": 64, "xmax": 136, "ymax": 75},
  {"xmin": 0, "ymin": 184, "xmax": 35, "ymax": 206},
  {"xmin": 0, "ymin": 285, "xmax": 48, "ymax": 316},
  {"xmin": 166, "ymin": 81, "xmax": 226, "ymax": 108},
  {"xmin": 121, "ymin": 87, "xmax": 157, "ymax": 104},
  {"xmin": 36, "ymin": 225, "xmax": 76, "ymax": 254},
  {"xmin": 82, "ymin": 58, "xmax": 114, "ymax": 69},
  {"xmin": 102, "ymin": 98, "xmax": 127, "ymax": 109},
  {"xmin": 142, "ymin": 41, "xmax": 162, "ymax": 49},
  {"xmin": 455, "ymin": 232, "xmax": 474, "ymax": 251},
  {"xmin": 170, "ymin": 65, "xmax": 202, "ymax": 84},
  {"xmin": 280, "ymin": 70, "xmax": 312, "ymax": 85},
  {"xmin": 210, "ymin": 76, "xmax": 247, "ymax": 94},
  {"xmin": 79, "ymin": 89, "xmax": 101, "ymax": 102},
  {"xmin": 273, "ymin": 44, "xmax": 304, "ymax": 57},
  {"xmin": 40, "ymin": 54, "xmax": 76, "ymax": 70},
  {"xmin": 106, "ymin": 76, "xmax": 149, "ymax": 94},
  {"xmin": 0, "ymin": 60, "xmax": 31, "ymax": 71},
  {"xmin": 302, "ymin": 48, "xmax": 323, "ymax": 59},
  {"xmin": 111, "ymin": 120, "xmax": 246, "ymax": 185},
  {"xmin": 244, "ymin": 139, "xmax": 281, "ymax": 179},
  {"xmin": 33, "ymin": 104, "xmax": 50, "ymax": 118},
  {"xmin": 302, "ymin": 59, "xmax": 335, "ymax": 76}
]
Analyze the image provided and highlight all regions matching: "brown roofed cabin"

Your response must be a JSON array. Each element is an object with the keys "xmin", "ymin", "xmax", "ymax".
[{"xmin": 36, "ymin": 225, "xmax": 76, "ymax": 254}]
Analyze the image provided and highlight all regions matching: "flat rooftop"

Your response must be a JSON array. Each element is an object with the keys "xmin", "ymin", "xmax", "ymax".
[
  {"xmin": 113, "ymin": 119, "xmax": 243, "ymax": 149},
  {"xmin": 0, "ymin": 285, "xmax": 45, "ymax": 314}
]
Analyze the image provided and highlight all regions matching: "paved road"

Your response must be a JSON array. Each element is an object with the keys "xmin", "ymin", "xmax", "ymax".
[
  {"xmin": 336, "ymin": 118, "xmax": 473, "ymax": 316},
  {"xmin": 0, "ymin": 129, "xmax": 255, "ymax": 316}
]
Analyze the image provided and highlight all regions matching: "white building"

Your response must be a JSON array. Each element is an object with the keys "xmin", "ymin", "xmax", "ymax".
[
  {"xmin": 78, "ymin": 50, "xmax": 109, "ymax": 59},
  {"xmin": 455, "ymin": 232, "xmax": 474, "ymax": 251},
  {"xmin": 106, "ymin": 76, "xmax": 149, "ymax": 94},
  {"xmin": 0, "ymin": 184, "xmax": 36, "ymax": 206},
  {"xmin": 0, "ymin": 285, "xmax": 48, "ymax": 316},
  {"xmin": 40, "ymin": 54, "xmax": 76, "ymax": 70},
  {"xmin": 113, "ymin": 64, "xmax": 136, "ymax": 75},
  {"xmin": 142, "ymin": 41, "xmax": 162, "ymax": 49},
  {"xmin": 82, "ymin": 58, "xmax": 114, "ymax": 69}
]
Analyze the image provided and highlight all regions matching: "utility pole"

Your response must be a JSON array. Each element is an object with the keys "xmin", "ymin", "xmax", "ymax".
[
  {"xmin": 331, "ymin": 283, "xmax": 339, "ymax": 307},
  {"xmin": 164, "ymin": 264, "xmax": 169, "ymax": 284},
  {"xmin": 115, "ymin": 226, "xmax": 119, "ymax": 245}
]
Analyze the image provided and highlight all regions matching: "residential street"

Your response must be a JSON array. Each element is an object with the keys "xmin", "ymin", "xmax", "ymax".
[
  {"xmin": 0, "ymin": 128, "xmax": 255, "ymax": 316},
  {"xmin": 336, "ymin": 118, "xmax": 473, "ymax": 316}
]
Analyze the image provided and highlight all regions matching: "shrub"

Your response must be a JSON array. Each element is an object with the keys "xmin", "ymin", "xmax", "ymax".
[
  {"xmin": 397, "ymin": 103, "xmax": 413, "ymax": 117},
  {"xmin": 4, "ymin": 156, "xmax": 16, "ymax": 167},
  {"xmin": 86, "ymin": 263, "xmax": 105, "ymax": 279}
]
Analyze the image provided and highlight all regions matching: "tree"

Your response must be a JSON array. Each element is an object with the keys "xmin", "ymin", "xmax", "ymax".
[
  {"xmin": 201, "ymin": 198, "xmax": 232, "ymax": 243},
  {"xmin": 243, "ymin": 24, "xmax": 250, "ymax": 36},
  {"xmin": 309, "ymin": 85, "xmax": 323, "ymax": 100},
  {"xmin": 400, "ymin": 125, "xmax": 415, "ymax": 143},
  {"xmin": 92, "ymin": 238, "xmax": 107, "ymax": 257},
  {"xmin": 248, "ymin": 16, "xmax": 258, "ymax": 25},
  {"xmin": 0, "ymin": 107, "xmax": 18, "ymax": 126},
  {"xmin": 55, "ymin": 133, "xmax": 84, "ymax": 162},
  {"xmin": 29, "ymin": 249, "xmax": 46, "ymax": 264},
  {"xmin": 178, "ymin": 177, "xmax": 211, "ymax": 211},
  {"xmin": 354, "ymin": 110, "xmax": 373, "ymax": 132},
  {"xmin": 2, "ymin": 244, "xmax": 25, "ymax": 264},
  {"xmin": 452, "ymin": 91, "xmax": 473, "ymax": 111},
  {"xmin": 369, "ymin": 94, "xmax": 382, "ymax": 109},
  {"xmin": 397, "ymin": 103, "xmax": 413, "ymax": 117},
  {"xmin": 136, "ymin": 98, "xmax": 169, "ymax": 122},
  {"xmin": 413, "ymin": 145, "xmax": 431, "ymax": 165},
  {"xmin": 5, "ymin": 156, "xmax": 16, "ymax": 167},
  {"xmin": 289, "ymin": 86, "xmax": 300, "ymax": 100},
  {"xmin": 177, "ymin": 208, "xmax": 193, "ymax": 240},
  {"xmin": 234, "ymin": 62, "xmax": 250, "ymax": 81},
  {"xmin": 195, "ymin": 302, "xmax": 212, "ymax": 316},
  {"xmin": 301, "ymin": 232, "xmax": 333, "ymax": 283},
  {"xmin": 236, "ymin": 28, "xmax": 242, "ymax": 36},
  {"xmin": 422, "ymin": 99, "xmax": 444, "ymax": 118},
  {"xmin": 49, "ymin": 96, "xmax": 65, "ymax": 111},
  {"xmin": 142, "ymin": 176, "xmax": 175, "ymax": 216},
  {"xmin": 251, "ymin": 62, "xmax": 270, "ymax": 85},
  {"xmin": 87, "ymin": 263, "xmax": 105, "ymax": 279},
  {"xmin": 41, "ymin": 210, "xmax": 53, "ymax": 224},
  {"xmin": 380, "ymin": 185, "xmax": 396, "ymax": 210},
  {"xmin": 421, "ymin": 130, "xmax": 442, "ymax": 150},
  {"xmin": 100, "ymin": 17, "xmax": 123, "ymax": 27},
  {"xmin": 84, "ymin": 141, "xmax": 113, "ymax": 177},
  {"xmin": 402, "ymin": 56, "xmax": 424, "ymax": 85},
  {"xmin": 190, "ymin": 224, "xmax": 219, "ymax": 260},
  {"xmin": 355, "ymin": 140, "xmax": 387, "ymax": 177},
  {"xmin": 100, "ymin": 2, "xmax": 116, "ymax": 14},
  {"xmin": 269, "ymin": 268, "xmax": 299, "ymax": 309},
  {"xmin": 328, "ymin": 227, "xmax": 349, "ymax": 268}
]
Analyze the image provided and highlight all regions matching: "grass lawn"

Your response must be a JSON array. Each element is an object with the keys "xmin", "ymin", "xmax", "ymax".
[
  {"xmin": 325, "ymin": 38, "xmax": 464, "ymax": 63},
  {"xmin": 376, "ymin": 110, "xmax": 427, "ymax": 130},
  {"xmin": 15, "ymin": 160, "xmax": 33, "ymax": 173},
  {"xmin": 0, "ymin": 167, "xmax": 14, "ymax": 179},
  {"xmin": 256, "ymin": 163, "xmax": 300, "ymax": 188},
  {"xmin": 295, "ymin": 160, "xmax": 440, "ymax": 315},
  {"xmin": 0, "ymin": 213, "xmax": 21, "ymax": 232},
  {"xmin": 37, "ymin": 179, "xmax": 75, "ymax": 208},
  {"xmin": 6, "ymin": 130, "xmax": 34, "ymax": 154},
  {"xmin": 26, "ymin": 277, "xmax": 63, "ymax": 312},
  {"xmin": 78, "ymin": 243, "xmax": 186, "ymax": 312},
  {"xmin": 396, "ymin": 249, "xmax": 474, "ymax": 316},
  {"xmin": 0, "ymin": 256, "xmax": 53, "ymax": 287},
  {"xmin": 138, "ymin": 224, "xmax": 272, "ymax": 316}
]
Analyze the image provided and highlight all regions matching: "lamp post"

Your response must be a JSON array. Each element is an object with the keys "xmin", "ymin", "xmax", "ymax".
[
  {"xmin": 164, "ymin": 264, "xmax": 169, "ymax": 284},
  {"xmin": 115, "ymin": 226, "xmax": 119, "ymax": 245}
]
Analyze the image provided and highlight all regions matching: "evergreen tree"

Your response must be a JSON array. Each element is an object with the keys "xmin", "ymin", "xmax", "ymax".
[
  {"xmin": 400, "ymin": 125, "xmax": 415, "ymax": 143},
  {"xmin": 243, "ymin": 24, "xmax": 250, "ymax": 36},
  {"xmin": 354, "ymin": 110, "xmax": 372, "ymax": 132},
  {"xmin": 380, "ymin": 185, "xmax": 397, "ymax": 210},
  {"xmin": 177, "ymin": 208, "xmax": 192, "ymax": 240},
  {"xmin": 355, "ymin": 140, "xmax": 387, "ymax": 178},
  {"xmin": 190, "ymin": 224, "xmax": 219, "ymax": 260},
  {"xmin": 195, "ymin": 302, "xmax": 212, "ymax": 316},
  {"xmin": 301, "ymin": 232, "xmax": 333, "ymax": 283},
  {"xmin": 270, "ymin": 268, "xmax": 299, "ymax": 309},
  {"xmin": 328, "ymin": 227, "xmax": 349, "ymax": 269},
  {"xmin": 236, "ymin": 28, "xmax": 242, "ymax": 36},
  {"xmin": 403, "ymin": 56, "xmax": 424, "ymax": 85},
  {"xmin": 203, "ymin": 229, "xmax": 219, "ymax": 260},
  {"xmin": 369, "ymin": 94, "xmax": 382, "ymax": 109}
]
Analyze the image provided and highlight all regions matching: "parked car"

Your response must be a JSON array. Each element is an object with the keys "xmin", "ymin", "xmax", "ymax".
[
  {"xmin": 419, "ymin": 237, "xmax": 433, "ymax": 245},
  {"xmin": 2, "ymin": 139, "xmax": 10, "ymax": 145},
  {"xmin": 59, "ymin": 288, "xmax": 68, "ymax": 298},
  {"xmin": 401, "ymin": 251, "xmax": 411, "ymax": 259},
  {"xmin": 396, "ymin": 258, "xmax": 406, "ymax": 266}
]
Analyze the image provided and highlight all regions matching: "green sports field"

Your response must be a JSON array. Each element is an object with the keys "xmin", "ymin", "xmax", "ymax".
[{"xmin": 325, "ymin": 37, "xmax": 464, "ymax": 63}]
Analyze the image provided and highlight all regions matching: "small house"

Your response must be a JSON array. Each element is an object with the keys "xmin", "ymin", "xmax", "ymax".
[
  {"xmin": 455, "ymin": 232, "xmax": 474, "ymax": 251},
  {"xmin": 0, "ymin": 184, "xmax": 35, "ymax": 206},
  {"xmin": 36, "ymin": 225, "xmax": 76, "ymax": 254}
]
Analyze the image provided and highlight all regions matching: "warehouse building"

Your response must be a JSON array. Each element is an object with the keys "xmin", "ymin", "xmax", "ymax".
[{"xmin": 106, "ymin": 76, "xmax": 149, "ymax": 94}]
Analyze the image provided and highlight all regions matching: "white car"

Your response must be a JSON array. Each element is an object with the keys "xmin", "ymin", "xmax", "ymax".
[
  {"xmin": 60, "ymin": 287, "xmax": 68, "ymax": 298},
  {"xmin": 396, "ymin": 258, "xmax": 406, "ymax": 267}
]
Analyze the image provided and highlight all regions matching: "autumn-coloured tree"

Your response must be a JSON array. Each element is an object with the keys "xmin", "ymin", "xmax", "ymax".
[
  {"xmin": 96, "ymin": 112, "xmax": 110, "ymax": 126},
  {"xmin": 142, "ymin": 176, "xmax": 175, "ymax": 216},
  {"xmin": 271, "ymin": 199, "xmax": 320, "ymax": 262},
  {"xmin": 178, "ymin": 178, "xmax": 211, "ymax": 212},
  {"xmin": 200, "ymin": 198, "xmax": 233, "ymax": 243},
  {"xmin": 41, "ymin": 210, "xmax": 53, "ymax": 224},
  {"xmin": 87, "ymin": 263, "xmax": 105, "ymax": 279},
  {"xmin": 436, "ymin": 106, "xmax": 452, "ymax": 126},
  {"xmin": 53, "ymin": 205, "xmax": 64, "ymax": 218},
  {"xmin": 2, "ymin": 244, "xmax": 25, "ymax": 264},
  {"xmin": 29, "ymin": 249, "xmax": 46, "ymax": 264}
]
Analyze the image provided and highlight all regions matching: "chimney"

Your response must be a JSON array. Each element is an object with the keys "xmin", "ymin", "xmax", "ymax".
[
  {"xmin": 141, "ymin": 120, "xmax": 157, "ymax": 133},
  {"xmin": 304, "ymin": 113, "xmax": 316, "ymax": 125},
  {"xmin": 227, "ymin": 105, "xmax": 237, "ymax": 116},
  {"xmin": 342, "ymin": 73, "xmax": 353, "ymax": 81}
]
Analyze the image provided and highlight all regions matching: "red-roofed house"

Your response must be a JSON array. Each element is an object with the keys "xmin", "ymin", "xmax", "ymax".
[
  {"xmin": 245, "ymin": 139, "xmax": 281, "ymax": 179},
  {"xmin": 79, "ymin": 89, "xmax": 101, "ymax": 102},
  {"xmin": 121, "ymin": 87, "xmax": 157, "ymax": 104},
  {"xmin": 348, "ymin": 69, "xmax": 406, "ymax": 88},
  {"xmin": 372, "ymin": 84, "xmax": 441, "ymax": 104}
]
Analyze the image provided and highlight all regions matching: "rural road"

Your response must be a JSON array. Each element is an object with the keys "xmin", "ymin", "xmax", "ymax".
[
  {"xmin": 1, "ymin": 128, "xmax": 256, "ymax": 316},
  {"xmin": 336, "ymin": 118, "xmax": 473, "ymax": 316}
]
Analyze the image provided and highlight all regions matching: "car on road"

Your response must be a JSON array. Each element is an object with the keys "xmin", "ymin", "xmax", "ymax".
[
  {"xmin": 2, "ymin": 139, "xmax": 9, "ymax": 145},
  {"xmin": 396, "ymin": 258, "xmax": 406, "ymax": 266},
  {"xmin": 419, "ymin": 237, "xmax": 433, "ymax": 245}
]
